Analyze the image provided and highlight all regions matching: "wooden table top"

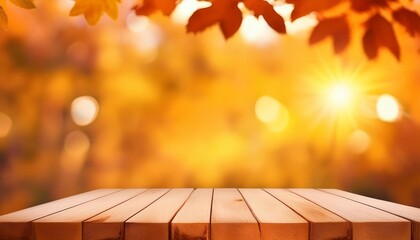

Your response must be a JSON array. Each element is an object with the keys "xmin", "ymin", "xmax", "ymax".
[{"xmin": 0, "ymin": 188, "xmax": 419, "ymax": 240}]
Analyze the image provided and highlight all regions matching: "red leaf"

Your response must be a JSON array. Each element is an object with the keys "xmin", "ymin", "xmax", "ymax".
[
  {"xmin": 133, "ymin": 0, "xmax": 155, "ymax": 15},
  {"xmin": 263, "ymin": 8, "xmax": 286, "ymax": 34},
  {"xmin": 392, "ymin": 7, "xmax": 420, "ymax": 37},
  {"xmin": 363, "ymin": 14, "xmax": 400, "ymax": 60},
  {"xmin": 186, "ymin": 6, "xmax": 221, "ymax": 34},
  {"xmin": 333, "ymin": 27, "xmax": 350, "ymax": 54},
  {"xmin": 351, "ymin": 0, "xmax": 396, "ymax": 12},
  {"xmin": 187, "ymin": 0, "xmax": 243, "ymax": 39},
  {"xmin": 286, "ymin": 0, "xmax": 343, "ymax": 21},
  {"xmin": 363, "ymin": 28, "xmax": 378, "ymax": 59},
  {"xmin": 243, "ymin": 0, "xmax": 286, "ymax": 33},
  {"xmin": 309, "ymin": 15, "xmax": 350, "ymax": 54},
  {"xmin": 133, "ymin": 0, "xmax": 177, "ymax": 16},
  {"xmin": 219, "ymin": 4, "xmax": 242, "ymax": 39}
]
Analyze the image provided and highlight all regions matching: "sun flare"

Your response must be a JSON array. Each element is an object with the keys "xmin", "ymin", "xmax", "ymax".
[{"xmin": 327, "ymin": 82, "xmax": 354, "ymax": 109}]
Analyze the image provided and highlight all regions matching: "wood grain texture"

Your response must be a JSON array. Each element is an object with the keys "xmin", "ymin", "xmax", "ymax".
[
  {"xmin": 125, "ymin": 188, "xmax": 194, "ymax": 240},
  {"xmin": 290, "ymin": 189, "xmax": 411, "ymax": 240},
  {"xmin": 321, "ymin": 188, "xmax": 420, "ymax": 240},
  {"xmin": 84, "ymin": 189, "xmax": 170, "ymax": 240},
  {"xmin": 239, "ymin": 188, "xmax": 308, "ymax": 240},
  {"xmin": 33, "ymin": 189, "xmax": 145, "ymax": 240},
  {"xmin": 1, "ymin": 188, "xmax": 417, "ymax": 240},
  {"xmin": 0, "ymin": 189, "xmax": 119, "ymax": 240},
  {"xmin": 265, "ymin": 188, "xmax": 351, "ymax": 240},
  {"xmin": 172, "ymin": 189, "xmax": 213, "ymax": 240},
  {"xmin": 211, "ymin": 188, "xmax": 259, "ymax": 240}
]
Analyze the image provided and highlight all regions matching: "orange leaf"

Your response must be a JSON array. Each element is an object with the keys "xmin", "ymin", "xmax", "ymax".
[
  {"xmin": 0, "ymin": 6, "xmax": 7, "ymax": 30},
  {"xmin": 351, "ymin": 0, "xmax": 397, "ymax": 12},
  {"xmin": 363, "ymin": 14, "xmax": 400, "ymax": 60},
  {"xmin": 243, "ymin": 0, "xmax": 286, "ymax": 33},
  {"xmin": 133, "ymin": 0, "xmax": 177, "ymax": 16},
  {"xmin": 70, "ymin": 0, "xmax": 121, "ymax": 25},
  {"xmin": 286, "ymin": 0, "xmax": 343, "ymax": 21},
  {"xmin": 309, "ymin": 15, "xmax": 350, "ymax": 54},
  {"xmin": 187, "ymin": 0, "xmax": 243, "ymax": 39},
  {"xmin": 9, "ymin": 0, "xmax": 35, "ymax": 9},
  {"xmin": 392, "ymin": 7, "xmax": 420, "ymax": 37}
]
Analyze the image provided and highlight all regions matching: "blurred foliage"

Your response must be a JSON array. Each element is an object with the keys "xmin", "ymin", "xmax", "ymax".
[
  {"xmin": 2, "ymin": 0, "xmax": 420, "ymax": 59},
  {"xmin": 0, "ymin": 0, "xmax": 419, "ymax": 214}
]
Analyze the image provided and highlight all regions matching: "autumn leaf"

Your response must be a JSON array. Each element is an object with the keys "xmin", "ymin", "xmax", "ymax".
[
  {"xmin": 133, "ymin": 0, "xmax": 177, "ymax": 16},
  {"xmin": 219, "ymin": 3, "xmax": 242, "ymax": 38},
  {"xmin": 187, "ymin": 0, "xmax": 243, "ymax": 39},
  {"xmin": 0, "ymin": 6, "xmax": 7, "ymax": 30},
  {"xmin": 243, "ymin": 0, "xmax": 286, "ymax": 34},
  {"xmin": 9, "ymin": 0, "xmax": 35, "ymax": 9},
  {"xmin": 351, "ymin": 0, "xmax": 396, "ymax": 12},
  {"xmin": 392, "ymin": 7, "xmax": 420, "ymax": 37},
  {"xmin": 1, "ymin": 0, "xmax": 36, "ymax": 30},
  {"xmin": 309, "ymin": 15, "xmax": 350, "ymax": 54},
  {"xmin": 70, "ymin": 0, "xmax": 121, "ymax": 25},
  {"xmin": 363, "ymin": 13, "xmax": 400, "ymax": 60},
  {"xmin": 285, "ymin": 0, "xmax": 344, "ymax": 21}
]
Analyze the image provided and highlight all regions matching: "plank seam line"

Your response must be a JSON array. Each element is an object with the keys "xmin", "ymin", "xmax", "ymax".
[
  {"xmin": 285, "ymin": 189, "xmax": 355, "ymax": 223},
  {"xmin": 286, "ymin": 189, "xmax": 355, "ymax": 240},
  {"xmin": 122, "ymin": 188, "xmax": 171, "ymax": 239},
  {"xmin": 29, "ymin": 189, "xmax": 123, "ymax": 222},
  {"xmin": 168, "ymin": 188, "xmax": 196, "ymax": 240},
  {"xmin": 237, "ymin": 188, "xmax": 262, "ymax": 240},
  {"xmin": 286, "ymin": 189, "xmax": 354, "ymax": 239},
  {"xmin": 80, "ymin": 189, "xmax": 148, "ymax": 239},
  {"xmin": 121, "ymin": 188, "xmax": 172, "ymax": 224},
  {"xmin": 317, "ymin": 188, "xmax": 414, "ymax": 239},
  {"xmin": 262, "ymin": 189, "xmax": 312, "ymax": 237},
  {"xmin": 285, "ymin": 188, "xmax": 351, "ymax": 220},
  {"xmin": 317, "ymin": 188, "xmax": 418, "ymax": 222},
  {"xmin": 82, "ymin": 189, "xmax": 148, "ymax": 224},
  {"xmin": 209, "ymin": 188, "xmax": 214, "ymax": 240}
]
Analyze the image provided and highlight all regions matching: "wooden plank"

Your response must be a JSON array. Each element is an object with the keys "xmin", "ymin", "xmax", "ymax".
[
  {"xmin": 265, "ymin": 188, "xmax": 351, "ymax": 240},
  {"xmin": 83, "ymin": 189, "xmax": 170, "ymax": 240},
  {"xmin": 125, "ymin": 188, "xmax": 194, "ymax": 240},
  {"xmin": 211, "ymin": 188, "xmax": 260, "ymax": 240},
  {"xmin": 33, "ymin": 189, "xmax": 145, "ymax": 240},
  {"xmin": 171, "ymin": 188, "xmax": 213, "ymax": 240},
  {"xmin": 239, "ymin": 188, "xmax": 308, "ymax": 240},
  {"xmin": 321, "ymin": 188, "xmax": 420, "ymax": 240},
  {"xmin": 290, "ymin": 189, "xmax": 411, "ymax": 240},
  {"xmin": 0, "ymin": 189, "xmax": 119, "ymax": 240}
]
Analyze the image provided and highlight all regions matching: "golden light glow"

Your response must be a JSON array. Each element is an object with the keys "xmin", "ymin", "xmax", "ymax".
[
  {"xmin": 376, "ymin": 94, "xmax": 401, "ymax": 122},
  {"xmin": 63, "ymin": 130, "xmax": 90, "ymax": 172},
  {"xmin": 64, "ymin": 130, "xmax": 90, "ymax": 156},
  {"xmin": 255, "ymin": 96, "xmax": 289, "ymax": 131},
  {"xmin": 126, "ymin": 14, "xmax": 163, "ymax": 56},
  {"xmin": 300, "ymin": 64, "xmax": 370, "ymax": 143},
  {"xmin": 267, "ymin": 106, "xmax": 290, "ymax": 132},
  {"xmin": 0, "ymin": 112, "xmax": 12, "ymax": 138},
  {"xmin": 255, "ymin": 95, "xmax": 281, "ymax": 123},
  {"xmin": 126, "ymin": 14, "xmax": 151, "ymax": 33},
  {"xmin": 240, "ymin": 15, "xmax": 278, "ymax": 46},
  {"xmin": 347, "ymin": 130, "xmax": 371, "ymax": 154},
  {"xmin": 327, "ymin": 83, "xmax": 354, "ymax": 109},
  {"xmin": 71, "ymin": 96, "xmax": 99, "ymax": 126}
]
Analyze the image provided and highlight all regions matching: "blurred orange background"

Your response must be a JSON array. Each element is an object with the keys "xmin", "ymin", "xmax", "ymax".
[{"xmin": 0, "ymin": 0, "xmax": 419, "ymax": 215}]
